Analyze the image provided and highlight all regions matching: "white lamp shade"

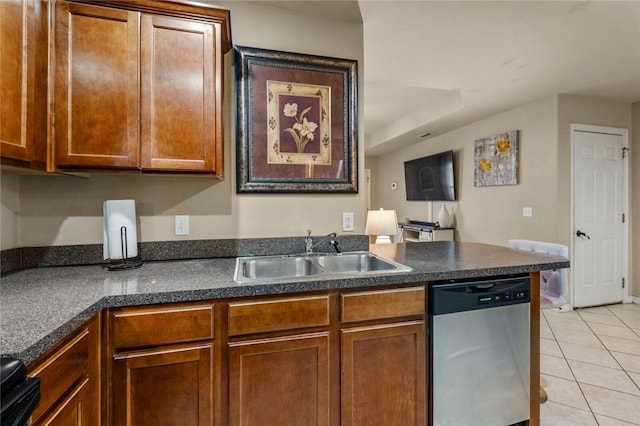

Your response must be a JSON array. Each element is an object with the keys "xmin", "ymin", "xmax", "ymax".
[{"xmin": 365, "ymin": 209, "xmax": 398, "ymax": 243}]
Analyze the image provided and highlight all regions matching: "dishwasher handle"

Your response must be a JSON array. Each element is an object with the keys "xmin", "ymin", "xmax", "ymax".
[{"xmin": 467, "ymin": 284, "xmax": 496, "ymax": 292}]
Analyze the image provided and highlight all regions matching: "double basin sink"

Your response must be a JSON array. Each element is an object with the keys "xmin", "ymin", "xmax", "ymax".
[{"xmin": 234, "ymin": 251, "xmax": 412, "ymax": 284}]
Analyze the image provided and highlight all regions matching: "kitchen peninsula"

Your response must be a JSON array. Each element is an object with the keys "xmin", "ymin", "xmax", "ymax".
[{"xmin": 1, "ymin": 241, "xmax": 569, "ymax": 425}]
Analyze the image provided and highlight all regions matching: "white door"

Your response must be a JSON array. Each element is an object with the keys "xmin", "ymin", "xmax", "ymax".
[{"xmin": 572, "ymin": 126, "xmax": 627, "ymax": 308}]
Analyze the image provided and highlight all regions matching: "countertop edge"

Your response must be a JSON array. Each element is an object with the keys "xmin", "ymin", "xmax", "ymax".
[{"xmin": 1, "ymin": 242, "xmax": 570, "ymax": 364}]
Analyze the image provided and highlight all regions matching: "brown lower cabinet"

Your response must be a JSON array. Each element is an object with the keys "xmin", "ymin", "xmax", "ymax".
[
  {"xmin": 227, "ymin": 295, "xmax": 332, "ymax": 426},
  {"xmin": 228, "ymin": 333, "xmax": 331, "ymax": 426},
  {"xmin": 28, "ymin": 286, "xmax": 428, "ymax": 425},
  {"xmin": 112, "ymin": 343, "xmax": 214, "ymax": 426},
  {"xmin": 27, "ymin": 315, "xmax": 101, "ymax": 426},
  {"xmin": 341, "ymin": 321, "xmax": 426, "ymax": 426},
  {"xmin": 224, "ymin": 290, "xmax": 426, "ymax": 426},
  {"xmin": 107, "ymin": 303, "xmax": 217, "ymax": 426},
  {"xmin": 340, "ymin": 287, "xmax": 427, "ymax": 426},
  {"xmin": 36, "ymin": 378, "xmax": 91, "ymax": 426}
]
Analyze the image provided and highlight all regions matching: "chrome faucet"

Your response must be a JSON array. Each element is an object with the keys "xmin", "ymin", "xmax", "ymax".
[{"xmin": 305, "ymin": 230, "xmax": 340, "ymax": 254}]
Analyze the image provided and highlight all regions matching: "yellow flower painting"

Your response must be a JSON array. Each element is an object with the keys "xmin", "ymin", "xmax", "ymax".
[{"xmin": 474, "ymin": 130, "xmax": 519, "ymax": 186}]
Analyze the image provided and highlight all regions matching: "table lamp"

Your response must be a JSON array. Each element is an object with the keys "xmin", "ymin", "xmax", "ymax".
[{"xmin": 365, "ymin": 208, "xmax": 398, "ymax": 244}]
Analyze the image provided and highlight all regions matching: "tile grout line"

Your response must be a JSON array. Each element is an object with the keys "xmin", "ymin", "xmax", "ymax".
[
  {"xmin": 601, "ymin": 306, "xmax": 640, "ymax": 394},
  {"xmin": 542, "ymin": 304, "xmax": 640, "ymax": 425},
  {"xmin": 578, "ymin": 309, "xmax": 638, "ymax": 392},
  {"xmin": 605, "ymin": 305, "xmax": 640, "ymax": 330},
  {"xmin": 544, "ymin": 309, "xmax": 598, "ymax": 419},
  {"xmin": 543, "ymin": 306, "xmax": 640, "ymax": 424}
]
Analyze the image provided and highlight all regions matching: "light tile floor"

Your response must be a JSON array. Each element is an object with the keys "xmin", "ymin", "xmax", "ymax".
[{"xmin": 540, "ymin": 302, "xmax": 640, "ymax": 425}]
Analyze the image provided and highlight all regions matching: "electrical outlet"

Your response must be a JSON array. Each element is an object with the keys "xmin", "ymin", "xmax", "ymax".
[
  {"xmin": 523, "ymin": 207, "xmax": 533, "ymax": 217},
  {"xmin": 175, "ymin": 215, "xmax": 189, "ymax": 235},
  {"xmin": 342, "ymin": 212, "xmax": 354, "ymax": 232}
]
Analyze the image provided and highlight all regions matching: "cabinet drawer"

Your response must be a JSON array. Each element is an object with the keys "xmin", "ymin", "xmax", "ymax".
[
  {"xmin": 111, "ymin": 304, "xmax": 214, "ymax": 349},
  {"xmin": 228, "ymin": 296, "xmax": 330, "ymax": 336},
  {"xmin": 341, "ymin": 287, "xmax": 425, "ymax": 323},
  {"xmin": 29, "ymin": 327, "xmax": 90, "ymax": 422},
  {"xmin": 36, "ymin": 376, "xmax": 90, "ymax": 426}
]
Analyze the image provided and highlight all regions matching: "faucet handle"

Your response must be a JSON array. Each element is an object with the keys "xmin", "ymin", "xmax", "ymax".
[{"xmin": 305, "ymin": 230, "xmax": 313, "ymax": 254}]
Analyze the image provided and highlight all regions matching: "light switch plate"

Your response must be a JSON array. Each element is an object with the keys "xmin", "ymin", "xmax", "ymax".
[
  {"xmin": 175, "ymin": 215, "xmax": 189, "ymax": 235},
  {"xmin": 342, "ymin": 212, "xmax": 354, "ymax": 232}
]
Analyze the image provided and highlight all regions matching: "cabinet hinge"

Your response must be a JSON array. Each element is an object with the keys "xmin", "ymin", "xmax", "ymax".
[
  {"xmin": 622, "ymin": 147, "xmax": 630, "ymax": 158},
  {"xmin": 622, "ymin": 278, "xmax": 625, "ymax": 289},
  {"xmin": 622, "ymin": 213, "xmax": 626, "ymax": 223}
]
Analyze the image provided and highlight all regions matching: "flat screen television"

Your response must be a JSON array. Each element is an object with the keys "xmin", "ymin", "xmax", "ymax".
[{"xmin": 404, "ymin": 150, "xmax": 455, "ymax": 201}]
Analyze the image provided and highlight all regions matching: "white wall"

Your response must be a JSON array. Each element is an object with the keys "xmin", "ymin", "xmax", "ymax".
[
  {"xmin": 0, "ymin": 2, "xmax": 365, "ymax": 248},
  {"xmin": 369, "ymin": 96, "xmax": 560, "ymax": 246}
]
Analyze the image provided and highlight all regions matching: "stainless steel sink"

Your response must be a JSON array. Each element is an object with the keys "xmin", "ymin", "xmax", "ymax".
[
  {"xmin": 234, "ymin": 251, "xmax": 412, "ymax": 283},
  {"xmin": 316, "ymin": 252, "xmax": 397, "ymax": 273},
  {"xmin": 241, "ymin": 257, "xmax": 322, "ymax": 279}
]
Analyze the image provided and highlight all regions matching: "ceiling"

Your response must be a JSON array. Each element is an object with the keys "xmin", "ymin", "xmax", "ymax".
[{"xmin": 253, "ymin": 1, "xmax": 640, "ymax": 156}]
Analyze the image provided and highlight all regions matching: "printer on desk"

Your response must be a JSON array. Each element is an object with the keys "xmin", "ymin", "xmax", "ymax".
[{"xmin": 398, "ymin": 220, "xmax": 454, "ymax": 242}]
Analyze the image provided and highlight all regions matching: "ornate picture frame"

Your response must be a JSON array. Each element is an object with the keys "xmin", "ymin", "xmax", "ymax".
[{"xmin": 235, "ymin": 46, "xmax": 358, "ymax": 193}]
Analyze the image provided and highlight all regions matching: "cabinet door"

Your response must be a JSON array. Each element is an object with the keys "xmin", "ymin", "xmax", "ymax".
[
  {"xmin": 29, "ymin": 316, "xmax": 101, "ymax": 426},
  {"xmin": 0, "ymin": 0, "xmax": 47, "ymax": 165},
  {"xmin": 229, "ymin": 333, "xmax": 330, "ymax": 426},
  {"xmin": 140, "ymin": 15, "xmax": 221, "ymax": 174},
  {"xmin": 341, "ymin": 321, "xmax": 426, "ymax": 426},
  {"xmin": 35, "ymin": 377, "xmax": 91, "ymax": 426},
  {"xmin": 54, "ymin": 2, "xmax": 139, "ymax": 169},
  {"xmin": 112, "ymin": 343, "xmax": 214, "ymax": 426}
]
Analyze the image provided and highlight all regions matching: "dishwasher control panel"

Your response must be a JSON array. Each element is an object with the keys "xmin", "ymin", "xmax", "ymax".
[
  {"xmin": 429, "ymin": 274, "xmax": 530, "ymax": 315},
  {"xmin": 478, "ymin": 289, "xmax": 528, "ymax": 305}
]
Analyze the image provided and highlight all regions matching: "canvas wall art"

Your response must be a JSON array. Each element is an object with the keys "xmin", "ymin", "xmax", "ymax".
[{"xmin": 474, "ymin": 130, "xmax": 519, "ymax": 187}]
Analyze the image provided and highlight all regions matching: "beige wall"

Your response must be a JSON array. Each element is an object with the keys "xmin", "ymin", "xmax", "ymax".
[
  {"xmin": 556, "ymin": 95, "xmax": 634, "ymax": 300},
  {"xmin": 0, "ymin": 174, "xmax": 20, "ymax": 250},
  {"xmin": 369, "ymin": 96, "xmax": 560, "ymax": 246},
  {"xmin": 633, "ymin": 102, "xmax": 639, "ymax": 299},
  {"xmin": 0, "ymin": 2, "xmax": 365, "ymax": 248},
  {"xmin": 370, "ymin": 94, "xmax": 635, "ymax": 299},
  {"xmin": 556, "ymin": 95, "xmax": 633, "ymax": 246}
]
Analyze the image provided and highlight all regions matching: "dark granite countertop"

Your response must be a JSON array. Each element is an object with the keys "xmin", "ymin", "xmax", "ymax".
[{"xmin": 0, "ymin": 242, "xmax": 569, "ymax": 364}]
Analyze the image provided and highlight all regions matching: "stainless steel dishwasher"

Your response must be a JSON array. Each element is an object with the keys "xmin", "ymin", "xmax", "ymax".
[{"xmin": 429, "ymin": 274, "xmax": 530, "ymax": 426}]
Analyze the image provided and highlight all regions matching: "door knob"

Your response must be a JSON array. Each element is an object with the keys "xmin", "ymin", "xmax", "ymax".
[{"xmin": 576, "ymin": 230, "xmax": 591, "ymax": 239}]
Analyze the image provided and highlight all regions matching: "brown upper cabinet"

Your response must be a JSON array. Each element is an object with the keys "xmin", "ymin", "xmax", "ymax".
[
  {"xmin": 0, "ymin": 0, "xmax": 49, "ymax": 169},
  {"xmin": 53, "ymin": 0, "xmax": 231, "ymax": 175}
]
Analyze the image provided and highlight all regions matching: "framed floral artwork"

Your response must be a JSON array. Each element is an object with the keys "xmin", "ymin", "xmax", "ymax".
[
  {"xmin": 474, "ymin": 130, "xmax": 519, "ymax": 187},
  {"xmin": 235, "ymin": 46, "xmax": 358, "ymax": 193}
]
